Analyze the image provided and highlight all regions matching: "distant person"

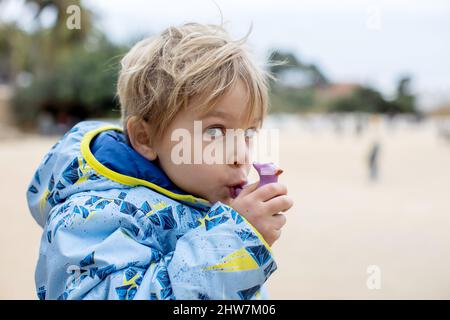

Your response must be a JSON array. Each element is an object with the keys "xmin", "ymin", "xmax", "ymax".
[
  {"xmin": 26, "ymin": 23, "xmax": 293, "ymax": 300},
  {"xmin": 368, "ymin": 141, "xmax": 381, "ymax": 181},
  {"xmin": 355, "ymin": 115, "xmax": 365, "ymax": 136}
]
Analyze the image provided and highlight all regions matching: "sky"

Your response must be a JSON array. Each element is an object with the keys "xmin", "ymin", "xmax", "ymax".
[{"xmin": 2, "ymin": 0, "xmax": 449, "ymax": 110}]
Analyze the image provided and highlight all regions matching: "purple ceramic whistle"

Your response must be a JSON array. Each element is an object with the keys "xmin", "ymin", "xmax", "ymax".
[{"xmin": 235, "ymin": 162, "xmax": 283, "ymax": 197}]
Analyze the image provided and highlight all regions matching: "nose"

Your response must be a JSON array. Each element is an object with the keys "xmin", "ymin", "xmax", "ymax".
[{"xmin": 226, "ymin": 131, "xmax": 251, "ymax": 167}]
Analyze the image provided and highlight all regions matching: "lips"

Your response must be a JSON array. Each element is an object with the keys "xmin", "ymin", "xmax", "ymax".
[
  {"xmin": 228, "ymin": 181, "xmax": 247, "ymax": 199},
  {"xmin": 229, "ymin": 186, "xmax": 237, "ymax": 198}
]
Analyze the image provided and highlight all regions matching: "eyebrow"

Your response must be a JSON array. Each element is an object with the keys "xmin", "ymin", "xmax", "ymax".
[
  {"xmin": 202, "ymin": 109, "xmax": 262, "ymax": 125},
  {"xmin": 201, "ymin": 110, "xmax": 233, "ymax": 120}
]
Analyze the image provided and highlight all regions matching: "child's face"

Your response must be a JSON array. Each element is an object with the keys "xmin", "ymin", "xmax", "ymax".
[{"xmin": 152, "ymin": 80, "xmax": 262, "ymax": 205}]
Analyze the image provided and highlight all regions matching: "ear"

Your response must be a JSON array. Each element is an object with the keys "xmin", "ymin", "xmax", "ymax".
[{"xmin": 126, "ymin": 116, "xmax": 158, "ymax": 161}]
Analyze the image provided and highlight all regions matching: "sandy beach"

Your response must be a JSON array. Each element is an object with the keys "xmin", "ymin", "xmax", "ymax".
[{"xmin": 1, "ymin": 115, "xmax": 450, "ymax": 299}]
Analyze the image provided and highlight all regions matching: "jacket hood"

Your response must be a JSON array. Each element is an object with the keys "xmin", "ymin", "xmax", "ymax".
[{"xmin": 27, "ymin": 120, "xmax": 212, "ymax": 227}]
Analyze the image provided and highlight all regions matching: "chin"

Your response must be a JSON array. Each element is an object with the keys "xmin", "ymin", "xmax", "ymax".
[
  {"xmin": 219, "ymin": 199, "xmax": 229, "ymax": 206},
  {"xmin": 219, "ymin": 196, "xmax": 233, "ymax": 206},
  {"xmin": 207, "ymin": 194, "xmax": 230, "ymax": 206}
]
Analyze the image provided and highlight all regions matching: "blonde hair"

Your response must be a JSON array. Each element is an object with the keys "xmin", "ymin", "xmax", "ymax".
[{"xmin": 117, "ymin": 22, "xmax": 272, "ymax": 141}]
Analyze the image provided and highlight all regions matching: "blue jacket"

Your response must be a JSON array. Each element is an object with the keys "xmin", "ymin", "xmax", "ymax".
[{"xmin": 26, "ymin": 120, "xmax": 277, "ymax": 300}]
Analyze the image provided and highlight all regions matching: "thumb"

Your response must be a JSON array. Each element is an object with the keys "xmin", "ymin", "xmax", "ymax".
[{"xmin": 237, "ymin": 180, "xmax": 260, "ymax": 197}]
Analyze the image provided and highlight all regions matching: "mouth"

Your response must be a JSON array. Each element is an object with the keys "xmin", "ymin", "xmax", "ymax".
[{"xmin": 227, "ymin": 181, "xmax": 247, "ymax": 199}]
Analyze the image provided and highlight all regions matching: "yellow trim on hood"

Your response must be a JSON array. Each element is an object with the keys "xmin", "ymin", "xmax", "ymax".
[{"xmin": 80, "ymin": 124, "xmax": 211, "ymax": 207}]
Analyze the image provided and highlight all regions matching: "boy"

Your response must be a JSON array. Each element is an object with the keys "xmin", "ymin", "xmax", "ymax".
[{"xmin": 27, "ymin": 22, "xmax": 293, "ymax": 300}]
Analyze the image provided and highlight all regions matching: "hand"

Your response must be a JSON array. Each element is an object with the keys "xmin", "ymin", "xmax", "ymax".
[{"xmin": 230, "ymin": 181, "xmax": 293, "ymax": 246}]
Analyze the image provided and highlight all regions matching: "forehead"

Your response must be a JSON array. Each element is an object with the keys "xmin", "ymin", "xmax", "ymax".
[{"xmin": 196, "ymin": 80, "xmax": 263, "ymax": 125}]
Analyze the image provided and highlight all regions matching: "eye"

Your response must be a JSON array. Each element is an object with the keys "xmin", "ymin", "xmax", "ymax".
[
  {"xmin": 204, "ymin": 126, "xmax": 225, "ymax": 138},
  {"xmin": 244, "ymin": 127, "xmax": 258, "ymax": 139}
]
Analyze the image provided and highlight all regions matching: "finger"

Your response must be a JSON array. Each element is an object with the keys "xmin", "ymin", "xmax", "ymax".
[
  {"xmin": 252, "ymin": 183, "xmax": 287, "ymax": 202},
  {"xmin": 237, "ymin": 180, "xmax": 259, "ymax": 197},
  {"xmin": 271, "ymin": 213, "xmax": 287, "ymax": 230},
  {"xmin": 265, "ymin": 195, "xmax": 293, "ymax": 213}
]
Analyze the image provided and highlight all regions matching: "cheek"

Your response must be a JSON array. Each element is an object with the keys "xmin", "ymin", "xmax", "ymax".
[
  {"xmin": 154, "ymin": 130, "xmax": 229, "ymax": 198},
  {"xmin": 159, "ymin": 151, "xmax": 219, "ymax": 192},
  {"xmin": 185, "ymin": 164, "xmax": 219, "ymax": 184}
]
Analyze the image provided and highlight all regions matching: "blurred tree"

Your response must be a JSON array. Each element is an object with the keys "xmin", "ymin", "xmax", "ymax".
[
  {"xmin": 392, "ymin": 75, "xmax": 416, "ymax": 113},
  {"xmin": 12, "ymin": 34, "xmax": 127, "ymax": 127},
  {"xmin": 0, "ymin": 22, "xmax": 32, "ymax": 82},
  {"xmin": 328, "ymin": 87, "xmax": 390, "ymax": 113},
  {"xmin": 268, "ymin": 50, "xmax": 300, "ymax": 77},
  {"xmin": 23, "ymin": 0, "xmax": 95, "ymax": 75},
  {"xmin": 268, "ymin": 49, "xmax": 328, "ymax": 88},
  {"xmin": 267, "ymin": 50, "xmax": 417, "ymax": 115},
  {"xmin": 0, "ymin": 0, "xmax": 127, "ymax": 129},
  {"xmin": 24, "ymin": 0, "xmax": 93, "ymax": 43},
  {"xmin": 267, "ymin": 49, "xmax": 328, "ymax": 113},
  {"xmin": 327, "ymin": 81, "xmax": 417, "ymax": 114},
  {"xmin": 269, "ymin": 86, "xmax": 316, "ymax": 113}
]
